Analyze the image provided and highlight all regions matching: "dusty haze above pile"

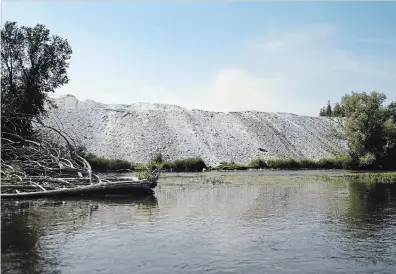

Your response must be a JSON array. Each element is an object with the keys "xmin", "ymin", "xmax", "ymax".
[{"xmin": 44, "ymin": 95, "xmax": 348, "ymax": 165}]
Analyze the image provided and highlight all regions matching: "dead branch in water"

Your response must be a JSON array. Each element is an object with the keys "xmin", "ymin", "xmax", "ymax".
[{"xmin": 1, "ymin": 116, "xmax": 158, "ymax": 198}]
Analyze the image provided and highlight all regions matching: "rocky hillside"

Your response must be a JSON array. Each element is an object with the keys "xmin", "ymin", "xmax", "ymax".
[{"xmin": 44, "ymin": 95, "xmax": 348, "ymax": 165}]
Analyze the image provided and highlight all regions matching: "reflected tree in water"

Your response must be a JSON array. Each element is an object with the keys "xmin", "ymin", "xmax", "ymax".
[
  {"xmin": 338, "ymin": 182, "xmax": 396, "ymax": 265},
  {"xmin": 1, "ymin": 202, "xmax": 61, "ymax": 274},
  {"xmin": 345, "ymin": 182, "xmax": 396, "ymax": 226},
  {"xmin": 1, "ymin": 197, "xmax": 159, "ymax": 273}
]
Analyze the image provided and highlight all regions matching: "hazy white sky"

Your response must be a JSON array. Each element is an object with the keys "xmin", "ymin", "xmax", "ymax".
[{"xmin": 2, "ymin": 2, "xmax": 396, "ymax": 116}]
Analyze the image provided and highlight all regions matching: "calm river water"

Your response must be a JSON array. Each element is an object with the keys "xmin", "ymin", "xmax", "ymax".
[{"xmin": 2, "ymin": 171, "xmax": 396, "ymax": 274}]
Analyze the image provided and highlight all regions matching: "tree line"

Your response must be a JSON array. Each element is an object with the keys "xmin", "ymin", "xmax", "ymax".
[{"xmin": 319, "ymin": 100, "xmax": 343, "ymax": 117}]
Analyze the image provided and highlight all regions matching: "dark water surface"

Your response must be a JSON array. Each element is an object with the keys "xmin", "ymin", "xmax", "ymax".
[{"xmin": 2, "ymin": 172, "xmax": 396, "ymax": 274}]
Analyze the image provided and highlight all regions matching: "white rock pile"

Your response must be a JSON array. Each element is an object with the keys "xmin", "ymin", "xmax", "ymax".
[{"xmin": 44, "ymin": 94, "xmax": 348, "ymax": 165}]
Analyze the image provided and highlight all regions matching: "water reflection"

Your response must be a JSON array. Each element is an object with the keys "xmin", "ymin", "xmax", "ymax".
[
  {"xmin": 336, "ymin": 183, "xmax": 396, "ymax": 266},
  {"xmin": 1, "ymin": 201, "xmax": 63, "ymax": 274},
  {"xmin": 345, "ymin": 182, "xmax": 396, "ymax": 222},
  {"xmin": 1, "ymin": 195, "xmax": 158, "ymax": 274},
  {"xmin": 2, "ymin": 178, "xmax": 396, "ymax": 274}
]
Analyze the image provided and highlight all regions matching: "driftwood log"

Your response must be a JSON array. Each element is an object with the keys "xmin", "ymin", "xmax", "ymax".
[
  {"xmin": 1, "ymin": 117, "xmax": 158, "ymax": 199},
  {"xmin": 1, "ymin": 181, "xmax": 156, "ymax": 199}
]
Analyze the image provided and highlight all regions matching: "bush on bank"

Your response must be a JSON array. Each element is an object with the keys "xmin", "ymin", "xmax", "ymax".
[
  {"xmin": 83, "ymin": 153, "xmax": 134, "ymax": 172},
  {"xmin": 148, "ymin": 157, "xmax": 207, "ymax": 172}
]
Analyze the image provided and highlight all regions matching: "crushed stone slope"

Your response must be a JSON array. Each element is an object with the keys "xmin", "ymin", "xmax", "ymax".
[{"xmin": 45, "ymin": 95, "xmax": 348, "ymax": 165}]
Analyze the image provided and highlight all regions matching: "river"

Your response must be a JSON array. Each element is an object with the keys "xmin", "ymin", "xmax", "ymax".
[{"xmin": 2, "ymin": 171, "xmax": 396, "ymax": 274}]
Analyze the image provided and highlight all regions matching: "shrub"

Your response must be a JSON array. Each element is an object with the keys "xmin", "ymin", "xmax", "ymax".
[
  {"xmin": 317, "ymin": 158, "xmax": 343, "ymax": 169},
  {"xmin": 266, "ymin": 158, "xmax": 300, "ymax": 169},
  {"xmin": 135, "ymin": 163, "xmax": 148, "ymax": 172},
  {"xmin": 358, "ymin": 153, "xmax": 376, "ymax": 169},
  {"xmin": 342, "ymin": 158, "xmax": 359, "ymax": 170},
  {"xmin": 172, "ymin": 157, "xmax": 207, "ymax": 172},
  {"xmin": 133, "ymin": 157, "xmax": 207, "ymax": 173},
  {"xmin": 248, "ymin": 158, "xmax": 267, "ymax": 169},
  {"xmin": 83, "ymin": 153, "xmax": 134, "ymax": 172},
  {"xmin": 265, "ymin": 157, "xmax": 345, "ymax": 169},
  {"xmin": 160, "ymin": 160, "xmax": 176, "ymax": 171},
  {"xmin": 214, "ymin": 162, "xmax": 249, "ymax": 171}
]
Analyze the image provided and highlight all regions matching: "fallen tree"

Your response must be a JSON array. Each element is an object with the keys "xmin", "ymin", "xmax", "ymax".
[{"xmin": 1, "ymin": 117, "xmax": 159, "ymax": 199}]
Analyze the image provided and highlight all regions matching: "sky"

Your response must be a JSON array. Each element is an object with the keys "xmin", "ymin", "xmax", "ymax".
[{"xmin": 2, "ymin": 1, "xmax": 396, "ymax": 116}]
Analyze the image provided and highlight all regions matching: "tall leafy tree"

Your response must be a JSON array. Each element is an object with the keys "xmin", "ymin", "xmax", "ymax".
[
  {"xmin": 1, "ymin": 21, "xmax": 72, "ymax": 137},
  {"xmin": 336, "ymin": 91, "xmax": 396, "ymax": 169}
]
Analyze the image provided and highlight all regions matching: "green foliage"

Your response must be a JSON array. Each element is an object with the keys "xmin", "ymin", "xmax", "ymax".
[
  {"xmin": 266, "ymin": 158, "xmax": 301, "ymax": 169},
  {"xmin": 319, "ymin": 101, "xmax": 344, "ymax": 118},
  {"xmin": 137, "ymin": 169, "xmax": 159, "ymax": 181},
  {"xmin": 160, "ymin": 160, "xmax": 176, "ymax": 171},
  {"xmin": 172, "ymin": 157, "xmax": 207, "ymax": 172},
  {"xmin": 137, "ymin": 161, "xmax": 160, "ymax": 181},
  {"xmin": 141, "ymin": 157, "xmax": 207, "ymax": 172},
  {"xmin": 214, "ymin": 162, "xmax": 249, "ymax": 171},
  {"xmin": 325, "ymin": 100, "xmax": 333, "ymax": 117},
  {"xmin": 1, "ymin": 21, "xmax": 72, "ymax": 137},
  {"xmin": 146, "ymin": 153, "xmax": 207, "ymax": 172},
  {"xmin": 319, "ymin": 106, "xmax": 326, "ymax": 117},
  {"xmin": 135, "ymin": 163, "xmax": 148, "ymax": 172},
  {"xmin": 332, "ymin": 102, "xmax": 343, "ymax": 117},
  {"xmin": 248, "ymin": 158, "xmax": 267, "ymax": 169},
  {"xmin": 83, "ymin": 153, "xmax": 134, "ymax": 172},
  {"xmin": 265, "ymin": 157, "xmax": 343, "ymax": 169},
  {"xmin": 335, "ymin": 91, "xmax": 396, "ymax": 170},
  {"xmin": 321, "ymin": 92, "xmax": 395, "ymax": 170},
  {"xmin": 358, "ymin": 153, "xmax": 376, "ymax": 169}
]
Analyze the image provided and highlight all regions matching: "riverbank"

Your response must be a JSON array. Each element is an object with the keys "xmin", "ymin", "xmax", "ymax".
[{"xmin": 85, "ymin": 153, "xmax": 396, "ymax": 174}]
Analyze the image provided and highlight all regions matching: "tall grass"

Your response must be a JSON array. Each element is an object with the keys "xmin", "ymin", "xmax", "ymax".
[
  {"xmin": 82, "ymin": 151, "xmax": 365, "ymax": 173},
  {"xmin": 264, "ymin": 157, "xmax": 344, "ymax": 169},
  {"xmin": 173, "ymin": 157, "xmax": 207, "ymax": 172},
  {"xmin": 146, "ymin": 157, "xmax": 207, "ymax": 172},
  {"xmin": 83, "ymin": 153, "xmax": 134, "ymax": 172},
  {"xmin": 248, "ymin": 158, "xmax": 267, "ymax": 169},
  {"xmin": 213, "ymin": 161, "xmax": 249, "ymax": 171},
  {"xmin": 211, "ymin": 157, "xmax": 345, "ymax": 171}
]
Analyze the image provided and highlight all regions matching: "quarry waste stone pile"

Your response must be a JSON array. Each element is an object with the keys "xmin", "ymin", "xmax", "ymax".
[{"xmin": 44, "ymin": 95, "xmax": 348, "ymax": 165}]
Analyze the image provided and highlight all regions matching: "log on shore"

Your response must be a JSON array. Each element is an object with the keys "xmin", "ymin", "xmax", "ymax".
[{"xmin": 1, "ymin": 181, "xmax": 156, "ymax": 199}]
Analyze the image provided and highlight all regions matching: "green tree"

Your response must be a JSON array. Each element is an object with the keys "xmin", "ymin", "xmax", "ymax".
[
  {"xmin": 380, "ymin": 101, "xmax": 396, "ymax": 168},
  {"xmin": 333, "ymin": 102, "xmax": 343, "ymax": 117},
  {"xmin": 319, "ymin": 106, "xmax": 326, "ymax": 116},
  {"xmin": 325, "ymin": 100, "xmax": 333, "ymax": 117},
  {"xmin": 1, "ymin": 21, "xmax": 72, "ymax": 137},
  {"xmin": 336, "ymin": 91, "xmax": 396, "ymax": 169}
]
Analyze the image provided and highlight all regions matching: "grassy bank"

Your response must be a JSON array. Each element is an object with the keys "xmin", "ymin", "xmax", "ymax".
[
  {"xmin": 82, "ymin": 153, "xmax": 207, "ymax": 173},
  {"xmin": 82, "ymin": 152, "xmax": 394, "ymax": 174},
  {"xmin": 83, "ymin": 153, "xmax": 134, "ymax": 173},
  {"xmin": 138, "ymin": 157, "xmax": 207, "ymax": 173},
  {"xmin": 211, "ymin": 157, "xmax": 345, "ymax": 171}
]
